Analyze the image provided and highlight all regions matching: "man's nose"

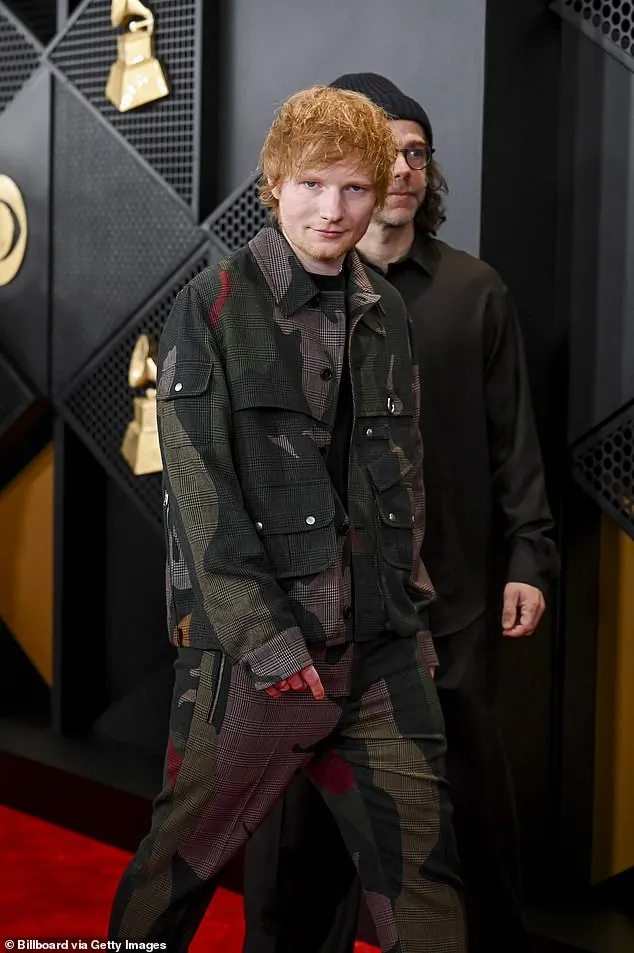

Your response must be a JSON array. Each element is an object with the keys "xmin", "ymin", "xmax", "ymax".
[
  {"xmin": 393, "ymin": 152, "xmax": 411, "ymax": 178},
  {"xmin": 320, "ymin": 189, "xmax": 344, "ymax": 220}
]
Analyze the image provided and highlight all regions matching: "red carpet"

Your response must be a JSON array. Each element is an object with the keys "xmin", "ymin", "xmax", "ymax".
[{"xmin": 0, "ymin": 805, "xmax": 378, "ymax": 952}]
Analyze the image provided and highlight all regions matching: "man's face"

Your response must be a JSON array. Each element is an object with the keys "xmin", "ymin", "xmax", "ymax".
[
  {"xmin": 374, "ymin": 119, "xmax": 428, "ymax": 227},
  {"xmin": 272, "ymin": 158, "xmax": 377, "ymax": 272}
]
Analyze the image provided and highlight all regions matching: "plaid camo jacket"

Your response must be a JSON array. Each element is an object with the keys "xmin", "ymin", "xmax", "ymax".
[{"xmin": 157, "ymin": 225, "xmax": 436, "ymax": 689}]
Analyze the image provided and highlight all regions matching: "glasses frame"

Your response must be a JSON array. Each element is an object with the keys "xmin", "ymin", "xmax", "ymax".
[{"xmin": 399, "ymin": 145, "xmax": 434, "ymax": 171}]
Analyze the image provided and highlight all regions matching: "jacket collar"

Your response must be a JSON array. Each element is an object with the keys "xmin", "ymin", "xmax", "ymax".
[{"xmin": 249, "ymin": 225, "xmax": 382, "ymax": 321}]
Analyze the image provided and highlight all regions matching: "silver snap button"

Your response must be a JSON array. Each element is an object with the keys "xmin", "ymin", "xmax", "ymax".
[
  {"xmin": 305, "ymin": 515, "xmax": 316, "ymax": 526},
  {"xmin": 163, "ymin": 492, "xmax": 169, "ymax": 507},
  {"xmin": 411, "ymin": 515, "xmax": 416, "ymax": 523},
  {"xmin": 366, "ymin": 428, "xmax": 373, "ymax": 437},
  {"xmin": 255, "ymin": 521, "xmax": 263, "ymax": 531},
  {"xmin": 388, "ymin": 512, "xmax": 397, "ymax": 522},
  {"xmin": 174, "ymin": 382, "xmax": 183, "ymax": 392}
]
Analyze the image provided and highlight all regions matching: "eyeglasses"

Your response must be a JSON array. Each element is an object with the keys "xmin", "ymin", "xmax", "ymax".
[{"xmin": 399, "ymin": 145, "xmax": 434, "ymax": 171}]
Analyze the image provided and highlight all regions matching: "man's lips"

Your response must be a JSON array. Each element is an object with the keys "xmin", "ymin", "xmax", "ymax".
[{"xmin": 313, "ymin": 228, "xmax": 346, "ymax": 236}]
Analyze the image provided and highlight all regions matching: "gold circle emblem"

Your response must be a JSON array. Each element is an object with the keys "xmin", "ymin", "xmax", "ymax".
[{"xmin": 0, "ymin": 175, "xmax": 28, "ymax": 287}]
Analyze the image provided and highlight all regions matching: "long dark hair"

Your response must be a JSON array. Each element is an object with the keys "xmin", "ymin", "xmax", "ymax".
[{"xmin": 415, "ymin": 158, "xmax": 448, "ymax": 235}]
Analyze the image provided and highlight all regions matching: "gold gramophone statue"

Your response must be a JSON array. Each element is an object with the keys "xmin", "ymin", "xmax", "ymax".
[
  {"xmin": 121, "ymin": 333, "xmax": 163, "ymax": 475},
  {"xmin": 105, "ymin": 0, "xmax": 169, "ymax": 112}
]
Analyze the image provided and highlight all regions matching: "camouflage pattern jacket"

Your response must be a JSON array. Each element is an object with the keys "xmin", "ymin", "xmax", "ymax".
[{"xmin": 157, "ymin": 226, "xmax": 436, "ymax": 689}]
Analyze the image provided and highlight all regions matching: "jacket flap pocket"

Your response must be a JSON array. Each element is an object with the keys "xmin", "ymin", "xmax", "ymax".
[
  {"xmin": 251, "ymin": 481, "xmax": 335, "ymax": 535},
  {"xmin": 157, "ymin": 361, "xmax": 213, "ymax": 400},
  {"xmin": 366, "ymin": 451, "xmax": 416, "ymax": 493}
]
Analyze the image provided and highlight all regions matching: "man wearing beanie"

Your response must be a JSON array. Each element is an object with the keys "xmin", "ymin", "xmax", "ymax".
[{"xmin": 243, "ymin": 74, "xmax": 558, "ymax": 953}]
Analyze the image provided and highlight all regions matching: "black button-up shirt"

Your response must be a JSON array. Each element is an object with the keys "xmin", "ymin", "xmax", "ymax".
[{"xmin": 369, "ymin": 231, "xmax": 559, "ymax": 636}]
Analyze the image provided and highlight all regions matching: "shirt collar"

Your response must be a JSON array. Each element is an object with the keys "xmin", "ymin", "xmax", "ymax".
[
  {"xmin": 405, "ymin": 230, "xmax": 441, "ymax": 277},
  {"xmin": 357, "ymin": 228, "xmax": 441, "ymax": 279}
]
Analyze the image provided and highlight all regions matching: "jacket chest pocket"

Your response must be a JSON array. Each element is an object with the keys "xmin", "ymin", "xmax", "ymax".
[
  {"xmin": 247, "ymin": 480, "xmax": 337, "ymax": 580},
  {"xmin": 366, "ymin": 451, "xmax": 418, "ymax": 571}
]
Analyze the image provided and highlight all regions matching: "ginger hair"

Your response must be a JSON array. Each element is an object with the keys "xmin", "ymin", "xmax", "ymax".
[{"xmin": 259, "ymin": 86, "xmax": 398, "ymax": 219}]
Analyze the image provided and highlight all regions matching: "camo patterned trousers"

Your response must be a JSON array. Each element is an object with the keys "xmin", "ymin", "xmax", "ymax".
[{"xmin": 109, "ymin": 634, "xmax": 467, "ymax": 952}]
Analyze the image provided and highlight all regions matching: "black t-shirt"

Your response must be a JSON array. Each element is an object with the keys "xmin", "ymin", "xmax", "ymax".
[{"xmin": 311, "ymin": 271, "xmax": 351, "ymax": 511}]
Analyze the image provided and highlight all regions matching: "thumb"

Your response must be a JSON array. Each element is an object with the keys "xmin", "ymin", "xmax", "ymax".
[
  {"xmin": 301, "ymin": 664, "xmax": 325, "ymax": 701},
  {"xmin": 502, "ymin": 585, "xmax": 519, "ymax": 630}
]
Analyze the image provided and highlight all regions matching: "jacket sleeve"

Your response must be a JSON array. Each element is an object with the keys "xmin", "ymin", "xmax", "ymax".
[
  {"xmin": 156, "ymin": 279, "xmax": 313, "ymax": 689},
  {"xmin": 483, "ymin": 285, "xmax": 560, "ymax": 592}
]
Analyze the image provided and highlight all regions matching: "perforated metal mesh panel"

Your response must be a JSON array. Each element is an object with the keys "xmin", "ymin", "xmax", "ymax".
[
  {"xmin": 0, "ymin": 347, "xmax": 34, "ymax": 438},
  {"xmin": 52, "ymin": 81, "xmax": 203, "ymax": 390},
  {"xmin": 4, "ymin": 0, "xmax": 57, "ymax": 44},
  {"xmin": 49, "ymin": 0, "xmax": 198, "ymax": 205},
  {"xmin": 572, "ymin": 400, "xmax": 634, "ymax": 538},
  {"xmin": 62, "ymin": 243, "xmax": 223, "ymax": 527},
  {"xmin": 552, "ymin": 0, "xmax": 634, "ymax": 66},
  {"xmin": 205, "ymin": 174, "xmax": 270, "ymax": 252},
  {"xmin": 0, "ymin": 6, "xmax": 40, "ymax": 116}
]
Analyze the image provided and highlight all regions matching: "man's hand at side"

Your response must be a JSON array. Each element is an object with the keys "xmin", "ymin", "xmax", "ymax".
[
  {"xmin": 265, "ymin": 665, "xmax": 325, "ymax": 700},
  {"xmin": 502, "ymin": 582, "xmax": 545, "ymax": 638}
]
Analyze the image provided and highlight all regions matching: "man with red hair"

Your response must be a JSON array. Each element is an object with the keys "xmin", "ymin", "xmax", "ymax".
[
  {"xmin": 244, "ymin": 73, "xmax": 558, "ymax": 953},
  {"xmin": 108, "ymin": 85, "xmax": 466, "ymax": 953}
]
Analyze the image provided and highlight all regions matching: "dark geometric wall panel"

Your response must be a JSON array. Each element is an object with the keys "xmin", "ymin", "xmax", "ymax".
[
  {"xmin": 572, "ymin": 399, "xmax": 634, "ymax": 538},
  {"xmin": 552, "ymin": 0, "xmax": 634, "ymax": 69},
  {"xmin": 52, "ymin": 82, "xmax": 203, "ymax": 391},
  {"xmin": 49, "ymin": 0, "xmax": 198, "ymax": 207},
  {"xmin": 0, "ymin": 67, "xmax": 51, "ymax": 393},
  {"xmin": 0, "ymin": 347, "xmax": 34, "ymax": 439},
  {"xmin": 60, "ymin": 241, "xmax": 224, "ymax": 528},
  {"xmin": 204, "ymin": 174, "xmax": 269, "ymax": 252},
  {"xmin": 4, "ymin": 0, "xmax": 57, "ymax": 45},
  {"xmin": 0, "ymin": 3, "xmax": 40, "ymax": 117}
]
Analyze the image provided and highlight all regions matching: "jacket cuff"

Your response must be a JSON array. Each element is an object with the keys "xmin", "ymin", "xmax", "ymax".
[
  {"xmin": 241, "ymin": 626, "xmax": 313, "ymax": 690},
  {"xmin": 507, "ymin": 545, "xmax": 557, "ymax": 595}
]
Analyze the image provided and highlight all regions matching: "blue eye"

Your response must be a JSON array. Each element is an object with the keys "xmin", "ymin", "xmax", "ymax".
[
  {"xmin": 303, "ymin": 181, "xmax": 318, "ymax": 189},
  {"xmin": 348, "ymin": 185, "xmax": 366, "ymax": 193}
]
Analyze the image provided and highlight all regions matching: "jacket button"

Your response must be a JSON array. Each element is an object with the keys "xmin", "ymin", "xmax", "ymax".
[
  {"xmin": 343, "ymin": 605, "xmax": 353, "ymax": 619},
  {"xmin": 305, "ymin": 515, "xmax": 316, "ymax": 526},
  {"xmin": 388, "ymin": 512, "xmax": 397, "ymax": 521},
  {"xmin": 174, "ymin": 382, "xmax": 183, "ymax": 392},
  {"xmin": 320, "ymin": 368, "xmax": 333, "ymax": 381},
  {"xmin": 365, "ymin": 427, "xmax": 373, "ymax": 438},
  {"xmin": 255, "ymin": 521, "xmax": 263, "ymax": 531},
  {"xmin": 339, "ymin": 521, "xmax": 350, "ymax": 536}
]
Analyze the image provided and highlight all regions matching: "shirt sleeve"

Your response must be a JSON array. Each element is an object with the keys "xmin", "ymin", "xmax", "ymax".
[
  {"xmin": 483, "ymin": 285, "xmax": 560, "ymax": 592},
  {"xmin": 156, "ymin": 279, "xmax": 313, "ymax": 689}
]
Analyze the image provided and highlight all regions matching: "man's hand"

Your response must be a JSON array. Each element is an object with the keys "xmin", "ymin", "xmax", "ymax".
[
  {"xmin": 265, "ymin": 664, "xmax": 325, "ymax": 700},
  {"xmin": 502, "ymin": 582, "xmax": 545, "ymax": 638}
]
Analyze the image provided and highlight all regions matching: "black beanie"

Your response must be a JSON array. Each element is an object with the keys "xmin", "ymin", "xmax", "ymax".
[{"xmin": 330, "ymin": 72, "xmax": 434, "ymax": 150}]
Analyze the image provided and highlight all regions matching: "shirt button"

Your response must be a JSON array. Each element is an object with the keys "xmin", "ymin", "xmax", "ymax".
[
  {"xmin": 343, "ymin": 605, "xmax": 353, "ymax": 619},
  {"xmin": 388, "ymin": 512, "xmax": 397, "ymax": 522},
  {"xmin": 305, "ymin": 515, "xmax": 316, "ymax": 526},
  {"xmin": 320, "ymin": 368, "xmax": 333, "ymax": 381},
  {"xmin": 366, "ymin": 427, "xmax": 373, "ymax": 438},
  {"xmin": 255, "ymin": 521, "xmax": 263, "ymax": 531},
  {"xmin": 174, "ymin": 382, "xmax": 183, "ymax": 392}
]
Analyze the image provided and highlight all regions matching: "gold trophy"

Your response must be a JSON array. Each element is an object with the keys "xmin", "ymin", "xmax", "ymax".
[
  {"xmin": 121, "ymin": 333, "xmax": 163, "ymax": 475},
  {"xmin": 105, "ymin": 0, "xmax": 169, "ymax": 112}
]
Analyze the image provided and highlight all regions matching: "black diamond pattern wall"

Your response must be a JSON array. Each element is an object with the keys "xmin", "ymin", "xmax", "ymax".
[
  {"xmin": 572, "ymin": 399, "xmax": 634, "ymax": 538},
  {"xmin": 552, "ymin": 0, "xmax": 634, "ymax": 69}
]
